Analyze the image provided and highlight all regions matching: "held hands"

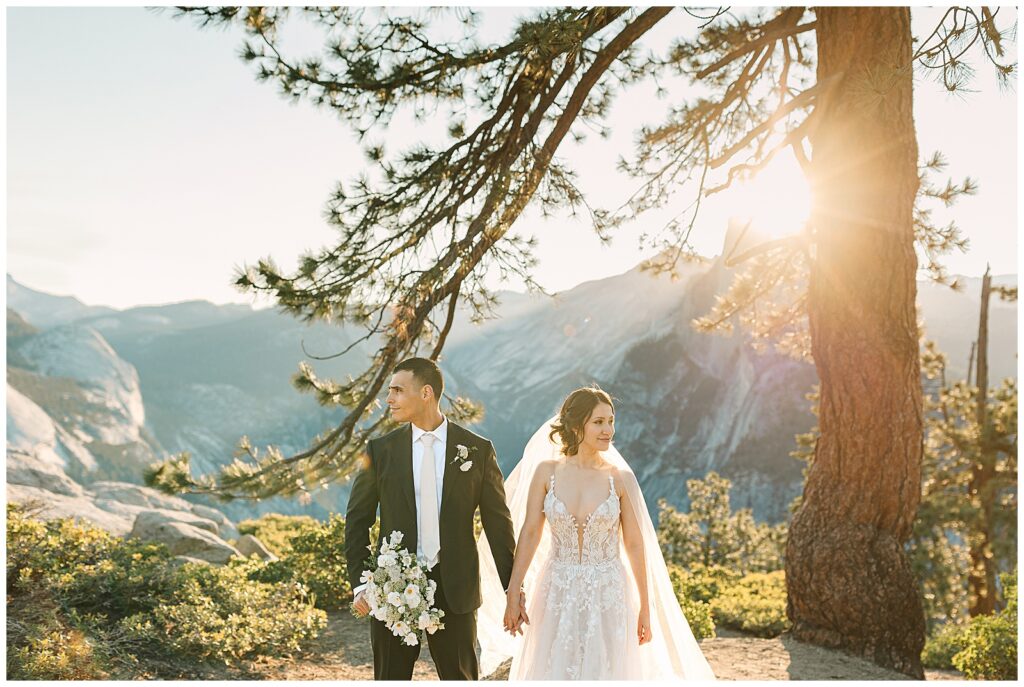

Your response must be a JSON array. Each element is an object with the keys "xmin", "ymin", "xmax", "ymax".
[
  {"xmin": 637, "ymin": 606, "xmax": 653, "ymax": 645},
  {"xmin": 503, "ymin": 588, "xmax": 529, "ymax": 636},
  {"xmin": 351, "ymin": 589, "xmax": 370, "ymax": 618}
]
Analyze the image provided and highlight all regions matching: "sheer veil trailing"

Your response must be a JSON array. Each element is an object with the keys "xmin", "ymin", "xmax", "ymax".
[{"xmin": 476, "ymin": 416, "xmax": 716, "ymax": 680}]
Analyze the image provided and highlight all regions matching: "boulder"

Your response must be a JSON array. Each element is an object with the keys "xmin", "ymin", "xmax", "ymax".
[
  {"xmin": 6, "ymin": 483, "xmax": 134, "ymax": 535},
  {"xmin": 120, "ymin": 508, "xmax": 220, "ymax": 535},
  {"xmin": 169, "ymin": 555, "xmax": 214, "ymax": 569},
  {"xmin": 190, "ymin": 503, "xmax": 239, "ymax": 540},
  {"xmin": 236, "ymin": 533, "xmax": 278, "ymax": 561},
  {"xmin": 128, "ymin": 517, "xmax": 241, "ymax": 565},
  {"xmin": 87, "ymin": 481, "xmax": 194, "ymax": 512},
  {"xmin": 6, "ymin": 450, "xmax": 86, "ymax": 497}
]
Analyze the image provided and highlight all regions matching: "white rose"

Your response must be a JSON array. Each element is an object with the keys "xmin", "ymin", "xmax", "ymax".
[
  {"xmin": 372, "ymin": 607, "xmax": 388, "ymax": 621},
  {"xmin": 390, "ymin": 530, "xmax": 404, "ymax": 545},
  {"xmin": 460, "ymin": 460, "xmax": 473, "ymax": 472},
  {"xmin": 404, "ymin": 632, "xmax": 419, "ymax": 646},
  {"xmin": 417, "ymin": 612, "xmax": 431, "ymax": 630},
  {"xmin": 388, "ymin": 591, "xmax": 403, "ymax": 607}
]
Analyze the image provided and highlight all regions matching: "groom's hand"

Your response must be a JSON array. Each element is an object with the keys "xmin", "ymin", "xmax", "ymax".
[{"xmin": 352, "ymin": 589, "xmax": 370, "ymax": 618}]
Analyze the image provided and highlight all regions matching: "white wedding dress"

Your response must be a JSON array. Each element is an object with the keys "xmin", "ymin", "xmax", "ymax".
[
  {"xmin": 476, "ymin": 417, "xmax": 717, "ymax": 681},
  {"xmin": 512, "ymin": 471, "xmax": 642, "ymax": 679}
]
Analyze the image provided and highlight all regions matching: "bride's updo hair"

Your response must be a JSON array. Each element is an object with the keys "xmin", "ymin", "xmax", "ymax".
[{"xmin": 549, "ymin": 386, "xmax": 615, "ymax": 456}]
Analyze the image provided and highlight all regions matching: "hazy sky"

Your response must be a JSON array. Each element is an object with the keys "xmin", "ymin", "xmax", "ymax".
[{"xmin": 6, "ymin": 6, "xmax": 1018, "ymax": 309}]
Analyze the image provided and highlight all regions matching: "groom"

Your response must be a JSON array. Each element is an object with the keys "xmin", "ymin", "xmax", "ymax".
[{"xmin": 346, "ymin": 357, "xmax": 519, "ymax": 680}]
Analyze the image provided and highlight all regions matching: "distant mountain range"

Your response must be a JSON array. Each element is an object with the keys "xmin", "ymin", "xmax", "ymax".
[{"xmin": 6, "ymin": 261, "xmax": 1016, "ymax": 525}]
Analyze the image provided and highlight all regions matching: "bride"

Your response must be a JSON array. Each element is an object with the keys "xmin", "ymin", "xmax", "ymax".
[{"xmin": 476, "ymin": 386, "xmax": 716, "ymax": 680}]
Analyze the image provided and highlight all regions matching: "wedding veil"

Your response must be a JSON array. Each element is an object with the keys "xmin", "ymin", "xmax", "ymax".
[{"xmin": 476, "ymin": 416, "xmax": 717, "ymax": 680}]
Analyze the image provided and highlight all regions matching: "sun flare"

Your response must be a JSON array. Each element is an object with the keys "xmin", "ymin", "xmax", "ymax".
[{"xmin": 728, "ymin": 154, "xmax": 812, "ymax": 242}]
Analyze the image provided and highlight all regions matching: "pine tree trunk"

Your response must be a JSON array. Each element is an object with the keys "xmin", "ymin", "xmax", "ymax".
[
  {"xmin": 968, "ymin": 267, "xmax": 997, "ymax": 616},
  {"xmin": 786, "ymin": 7, "xmax": 926, "ymax": 678}
]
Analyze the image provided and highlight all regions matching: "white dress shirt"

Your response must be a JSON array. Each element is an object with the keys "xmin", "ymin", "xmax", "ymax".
[{"xmin": 354, "ymin": 416, "xmax": 448, "ymax": 597}]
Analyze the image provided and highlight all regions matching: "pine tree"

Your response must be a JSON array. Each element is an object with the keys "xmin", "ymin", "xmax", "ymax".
[
  {"xmin": 657, "ymin": 471, "xmax": 787, "ymax": 573},
  {"xmin": 917, "ymin": 275, "xmax": 1018, "ymax": 621},
  {"xmin": 144, "ymin": 7, "xmax": 1014, "ymax": 675}
]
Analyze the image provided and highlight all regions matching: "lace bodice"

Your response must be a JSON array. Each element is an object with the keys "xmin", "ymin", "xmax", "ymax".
[{"xmin": 544, "ymin": 473, "xmax": 620, "ymax": 565}]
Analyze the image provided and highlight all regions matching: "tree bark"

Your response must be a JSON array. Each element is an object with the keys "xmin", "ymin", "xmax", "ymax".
[
  {"xmin": 967, "ymin": 266, "xmax": 997, "ymax": 616},
  {"xmin": 786, "ymin": 7, "xmax": 926, "ymax": 678}
]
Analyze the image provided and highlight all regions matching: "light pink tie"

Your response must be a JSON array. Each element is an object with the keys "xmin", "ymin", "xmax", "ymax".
[{"xmin": 419, "ymin": 433, "xmax": 440, "ymax": 566}]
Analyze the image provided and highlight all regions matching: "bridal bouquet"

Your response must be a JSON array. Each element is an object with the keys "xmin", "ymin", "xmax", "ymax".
[{"xmin": 359, "ymin": 530, "xmax": 445, "ymax": 645}]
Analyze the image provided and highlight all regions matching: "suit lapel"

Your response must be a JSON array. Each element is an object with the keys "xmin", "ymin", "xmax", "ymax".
[
  {"xmin": 440, "ymin": 421, "xmax": 460, "ymax": 518},
  {"xmin": 394, "ymin": 424, "xmax": 417, "ymax": 527}
]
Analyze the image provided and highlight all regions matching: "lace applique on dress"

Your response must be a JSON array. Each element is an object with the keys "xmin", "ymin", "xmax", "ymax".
[{"xmin": 509, "ymin": 471, "xmax": 642, "ymax": 680}]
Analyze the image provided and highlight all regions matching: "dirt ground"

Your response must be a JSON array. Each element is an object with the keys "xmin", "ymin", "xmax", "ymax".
[{"xmin": 180, "ymin": 611, "xmax": 962, "ymax": 681}]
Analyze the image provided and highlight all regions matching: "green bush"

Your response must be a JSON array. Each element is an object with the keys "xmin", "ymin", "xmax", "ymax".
[
  {"xmin": 120, "ymin": 562, "xmax": 326, "ymax": 661},
  {"xmin": 710, "ymin": 570, "xmax": 790, "ymax": 638},
  {"xmin": 951, "ymin": 571, "xmax": 1017, "ymax": 680},
  {"xmin": 666, "ymin": 564, "xmax": 790, "ymax": 638},
  {"xmin": 6, "ymin": 502, "xmax": 327, "ymax": 676},
  {"xmin": 667, "ymin": 565, "xmax": 720, "ymax": 639},
  {"xmin": 239, "ymin": 512, "xmax": 351, "ymax": 609},
  {"xmin": 921, "ymin": 621, "xmax": 968, "ymax": 670},
  {"xmin": 6, "ymin": 585, "xmax": 111, "ymax": 680},
  {"xmin": 7, "ymin": 502, "xmax": 121, "ymax": 590},
  {"xmin": 236, "ymin": 513, "xmax": 318, "ymax": 557},
  {"xmin": 672, "ymin": 563, "xmax": 740, "ymax": 603}
]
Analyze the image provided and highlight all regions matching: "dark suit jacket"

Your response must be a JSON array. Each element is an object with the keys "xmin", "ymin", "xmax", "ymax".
[{"xmin": 345, "ymin": 421, "xmax": 516, "ymax": 615}]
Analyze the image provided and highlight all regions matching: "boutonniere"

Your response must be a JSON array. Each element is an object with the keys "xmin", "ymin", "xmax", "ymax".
[{"xmin": 451, "ymin": 444, "xmax": 478, "ymax": 472}]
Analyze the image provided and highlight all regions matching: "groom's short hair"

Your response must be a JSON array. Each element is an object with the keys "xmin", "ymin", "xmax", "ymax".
[{"xmin": 393, "ymin": 357, "xmax": 444, "ymax": 401}]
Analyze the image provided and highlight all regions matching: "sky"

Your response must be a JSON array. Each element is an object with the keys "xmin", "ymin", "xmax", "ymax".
[{"xmin": 5, "ymin": 5, "xmax": 1019, "ymax": 310}]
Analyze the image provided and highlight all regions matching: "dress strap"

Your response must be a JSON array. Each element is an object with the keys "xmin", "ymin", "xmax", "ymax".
[{"xmin": 607, "ymin": 474, "xmax": 615, "ymax": 495}]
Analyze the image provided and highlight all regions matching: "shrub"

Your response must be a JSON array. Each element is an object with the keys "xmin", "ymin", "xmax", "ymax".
[
  {"xmin": 710, "ymin": 570, "xmax": 790, "ymax": 638},
  {"xmin": 6, "ymin": 585, "xmax": 110, "ymax": 680},
  {"xmin": 119, "ymin": 562, "xmax": 326, "ymax": 661},
  {"xmin": 921, "ymin": 621, "xmax": 968, "ymax": 669},
  {"xmin": 236, "ymin": 513, "xmax": 318, "ymax": 557},
  {"xmin": 951, "ymin": 571, "xmax": 1017, "ymax": 680},
  {"xmin": 239, "ymin": 513, "xmax": 351, "ymax": 609},
  {"xmin": 7, "ymin": 502, "xmax": 121, "ymax": 591},
  {"xmin": 667, "ymin": 564, "xmax": 721, "ymax": 639},
  {"xmin": 6, "ymin": 502, "xmax": 327, "ymax": 675},
  {"xmin": 667, "ymin": 564, "xmax": 790, "ymax": 638}
]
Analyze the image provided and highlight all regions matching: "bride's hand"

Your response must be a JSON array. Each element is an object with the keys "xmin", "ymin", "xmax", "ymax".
[
  {"xmin": 637, "ymin": 607, "xmax": 653, "ymax": 645},
  {"xmin": 503, "ymin": 593, "xmax": 523, "ymax": 636}
]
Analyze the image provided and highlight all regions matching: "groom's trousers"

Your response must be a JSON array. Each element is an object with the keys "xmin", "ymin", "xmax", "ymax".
[{"xmin": 370, "ymin": 566, "xmax": 479, "ymax": 680}]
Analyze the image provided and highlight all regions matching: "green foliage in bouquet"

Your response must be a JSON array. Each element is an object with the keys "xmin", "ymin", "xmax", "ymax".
[{"xmin": 6, "ymin": 503, "xmax": 326, "ymax": 678}]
